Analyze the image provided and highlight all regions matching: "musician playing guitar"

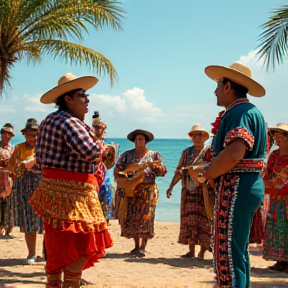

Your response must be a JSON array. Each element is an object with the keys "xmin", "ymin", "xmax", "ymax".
[{"xmin": 114, "ymin": 129, "xmax": 167, "ymax": 257}]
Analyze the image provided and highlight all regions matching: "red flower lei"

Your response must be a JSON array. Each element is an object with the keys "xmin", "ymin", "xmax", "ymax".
[
  {"xmin": 211, "ymin": 99, "xmax": 249, "ymax": 136},
  {"xmin": 211, "ymin": 111, "xmax": 225, "ymax": 135}
]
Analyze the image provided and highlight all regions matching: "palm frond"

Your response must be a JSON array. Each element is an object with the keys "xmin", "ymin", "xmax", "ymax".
[
  {"xmin": 257, "ymin": 4, "xmax": 288, "ymax": 71},
  {"xmin": 0, "ymin": 0, "xmax": 125, "ymax": 98},
  {"xmin": 35, "ymin": 39, "xmax": 118, "ymax": 86}
]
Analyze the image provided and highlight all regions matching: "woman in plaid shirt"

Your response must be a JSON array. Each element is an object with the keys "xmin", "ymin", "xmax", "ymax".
[{"xmin": 29, "ymin": 73, "xmax": 112, "ymax": 288}]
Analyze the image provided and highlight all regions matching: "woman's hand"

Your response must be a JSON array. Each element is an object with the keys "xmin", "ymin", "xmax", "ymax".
[
  {"xmin": 188, "ymin": 167, "xmax": 203, "ymax": 181},
  {"xmin": 24, "ymin": 157, "xmax": 36, "ymax": 169},
  {"xmin": 166, "ymin": 187, "xmax": 172, "ymax": 198}
]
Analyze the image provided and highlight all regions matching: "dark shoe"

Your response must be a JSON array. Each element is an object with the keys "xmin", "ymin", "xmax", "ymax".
[
  {"xmin": 197, "ymin": 252, "xmax": 204, "ymax": 260},
  {"xmin": 135, "ymin": 251, "xmax": 145, "ymax": 258},
  {"xmin": 180, "ymin": 252, "xmax": 195, "ymax": 258},
  {"xmin": 130, "ymin": 247, "xmax": 140, "ymax": 254},
  {"xmin": 80, "ymin": 278, "xmax": 96, "ymax": 285},
  {"xmin": 269, "ymin": 261, "xmax": 287, "ymax": 271}
]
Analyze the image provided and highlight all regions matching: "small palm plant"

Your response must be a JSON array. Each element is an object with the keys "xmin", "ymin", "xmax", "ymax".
[
  {"xmin": 0, "ymin": 0, "xmax": 125, "ymax": 97},
  {"xmin": 257, "ymin": 3, "xmax": 288, "ymax": 70}
]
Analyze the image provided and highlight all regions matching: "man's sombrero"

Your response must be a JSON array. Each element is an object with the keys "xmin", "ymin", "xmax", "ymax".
[
  {"xmin": 269, "ymin": 123, "xmax": 288, "ymax": 134},
  {"xmin": 41, "ymin": 73, "xmax": 98, "ymax": 104},
  {"xmin": 205, "ymin": 62, "xmax": 265, "ymax": 97}
]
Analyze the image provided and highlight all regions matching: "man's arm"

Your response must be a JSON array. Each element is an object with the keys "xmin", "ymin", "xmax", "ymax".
[
  {"xmin": 64, "ymin": 118, "xmax": 101, "ymax": 161},
  {"xmin": 203, "ymin": 138, "xmax": 246, "ymax": 180}
]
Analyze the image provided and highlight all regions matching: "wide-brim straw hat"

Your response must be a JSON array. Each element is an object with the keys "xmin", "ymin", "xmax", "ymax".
[
  {"xmin": 127, "ymin": 129, "xmax": 154, "ymax": 143},
  {"xmin": 205, "ymin": 62, "xmax": 265, "ymax": 97},
  {"xmin": 188, "ymin": 124, "xmax": 209, "ymax": 141},
  {"xmin": 269, "ymin": 123, "xmax": 288, "ymax": 134},
  {"xmin": 20, "ymin": 118, "xmax": 39, "ymax": 134},
  {"xmin": 41, "ymin": 73, "xmax": 99, "ymax": 104},
  {"xmin": 1, "ymin": 125, "xmax": 15, "ymax": 136}
]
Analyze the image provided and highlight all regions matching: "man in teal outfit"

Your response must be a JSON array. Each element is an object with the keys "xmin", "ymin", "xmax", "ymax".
[{"xmin": 194, "ymin": 63, "xmax": 267, "ymax": 288}]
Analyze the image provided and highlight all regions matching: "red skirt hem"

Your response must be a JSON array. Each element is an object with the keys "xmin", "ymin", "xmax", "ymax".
[{"xmin": 44, "ymin": 222, "xmax": 113, "ymax": 273}]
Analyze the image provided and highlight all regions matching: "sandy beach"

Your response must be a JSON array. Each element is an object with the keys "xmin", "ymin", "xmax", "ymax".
[{"xmin": 0, "ymin": 220, "xmax": 288, "ymax": 288}]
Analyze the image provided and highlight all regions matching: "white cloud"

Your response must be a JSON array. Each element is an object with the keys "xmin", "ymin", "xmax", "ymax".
[
  {"xmin": 0, "ymin": 94, "xmax": 55, "ymax": 132},
  {"xmin": 1, "ymin": 53, "xmax": 287, "ymax": 139},
  {"xmin": 86, "ymin": 87, "xmax": 170, "ymax": 137},
  {"xmin": 238, "ymin": 49, "xmax": 288, "ymax": 126}
]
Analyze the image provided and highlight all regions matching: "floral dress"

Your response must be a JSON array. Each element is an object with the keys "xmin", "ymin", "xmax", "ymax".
[
  {"xmin": 115, "ymin": 149, "xmax": 166, "ymax": 239},
  {"xmin": 263, "ymin": 150, "xmax": 288, "ymax": 262},
  {"xmin": 175, "ymin": 146, "xmax": 212, "ymax": 249},
  {"xmin": 0, "ymin": 143, "xmax": 14, "ymax": 228}
]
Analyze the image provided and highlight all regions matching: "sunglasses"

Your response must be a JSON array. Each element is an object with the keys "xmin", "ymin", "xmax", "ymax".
[
  {"xmin": 191, "ymin": 133, "xmax": 203, "ymax": 138},
  {"xmin": 273, "ymin": 131, "xmax": 288, "ymax": 137}
]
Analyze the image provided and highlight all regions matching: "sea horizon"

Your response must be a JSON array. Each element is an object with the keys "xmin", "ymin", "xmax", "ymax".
[{"xmin": 10, "ymin": 136, "xmax": 192, "ymax": 223}]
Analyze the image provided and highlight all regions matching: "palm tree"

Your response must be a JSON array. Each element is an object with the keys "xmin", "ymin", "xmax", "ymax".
[
  {"xmin": 257, "ymin": 3, "xmax": 288, "ymax": 70},
  {"xmin": 0, "ymin": 0, "xmax": 125, "ymax": 97}
]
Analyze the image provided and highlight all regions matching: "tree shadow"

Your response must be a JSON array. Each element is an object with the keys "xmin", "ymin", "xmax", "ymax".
[
  {"xmin": 251, "ymin": 266, "xmax": 288, "ymax": 279},
  {"xmin": 0, "ymin": 268, "xmax": 45, "ymax": 279},
  {"xmin": 250, "ymin": 280, "xmax": 288, "ymax": 288},
  {"xmin": 124, "ymin": 257, "xmax": 213, "ymax": 269},
  {"xmin": 0, "ymin": 279, "xmax": 47, "ymax": 287},
  {"xmin": 0, "ymin": 259, "xmax": 26, "ymax": 267},
  {"xmin": 104, "ymin": 252, "xmax": 134, "ymax": 259}
]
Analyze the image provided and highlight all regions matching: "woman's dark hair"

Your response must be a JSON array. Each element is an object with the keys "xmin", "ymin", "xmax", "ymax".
[
  {"xmin": 223, "ymin": 78, "xmax": 248, "ymax": 98},
  {"xmin": 133, "ymin": 133, "xmax": 149, "ymax": 143},
  {"xmin": 93, "ymin": 111, "xmax": 100, "ymax": 119},
  {"xmin": 56, "ymin": 89, "xmax": 81, "ymax": 110}
]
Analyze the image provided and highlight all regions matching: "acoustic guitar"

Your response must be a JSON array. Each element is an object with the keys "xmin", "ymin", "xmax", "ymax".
[{"xmin": 117, "ymin": 160, "xmax": 161, "ymax": 197}]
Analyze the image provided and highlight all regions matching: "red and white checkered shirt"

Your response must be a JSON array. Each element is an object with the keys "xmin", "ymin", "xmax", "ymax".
[{"xmin": 36, "ymin": 110, "xmax": 101, "ymax": 173}]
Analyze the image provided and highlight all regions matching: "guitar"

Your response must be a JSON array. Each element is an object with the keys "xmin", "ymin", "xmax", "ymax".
[
  {"xmin": 117, "ymin": 160, "xmax": 161, "ymax": 197},
  {"xmin": 13, "ymin": 155, "xmax": 36, "ymax": 177}
]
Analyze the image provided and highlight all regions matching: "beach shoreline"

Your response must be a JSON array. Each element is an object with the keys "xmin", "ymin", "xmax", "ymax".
[{"xmin": 1, "ymin": 220, "xmax": 288, "ymax": 287}]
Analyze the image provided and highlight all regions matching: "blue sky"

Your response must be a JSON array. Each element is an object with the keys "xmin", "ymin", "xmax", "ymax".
[{"xmin": 1, "ymin": 0, "xmax": 288, "ymax": 139}]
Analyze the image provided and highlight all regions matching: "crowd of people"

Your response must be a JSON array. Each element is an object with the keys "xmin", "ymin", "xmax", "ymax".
[{"xmin": 0, "ymin": 63, "xmax": 287, "ymax": 288}]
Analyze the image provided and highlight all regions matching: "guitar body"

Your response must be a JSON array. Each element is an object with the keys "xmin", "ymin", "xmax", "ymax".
[{"xmin": 118, "ymin": 163, "xmax": 148, "ymax": 197}]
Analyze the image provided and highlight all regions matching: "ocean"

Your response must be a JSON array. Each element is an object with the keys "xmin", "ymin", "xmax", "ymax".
[{"xmin": 11, "ymin": 136, "xmax": 192, "ymax": 223}]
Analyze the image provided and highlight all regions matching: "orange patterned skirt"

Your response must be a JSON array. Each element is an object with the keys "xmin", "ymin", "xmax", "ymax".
[{"xmin": 29, "ymin": 168, "xmax": 113, "ymax": 272}]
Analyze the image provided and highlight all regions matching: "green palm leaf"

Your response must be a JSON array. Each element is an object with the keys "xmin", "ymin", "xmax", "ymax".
[
  {"xmin": 257, "ymin": 4, "xmax": 288, "ymax": 71},
  {"xmin": 0, "ymin": 0, "xmax": 125, "ymax": 98}
]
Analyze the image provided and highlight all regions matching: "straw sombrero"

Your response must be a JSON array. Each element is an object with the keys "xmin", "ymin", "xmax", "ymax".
[
  {"xmin": 41, "ymin": 73, "xmax": 98, "ymax": 104},
  {"xmin": 1, "ymin": 124, "xmax": 15, "ymax": 136},
  {"xmin": 205, "ymin": 62, "xmax": 265, "ymax": 97},
  {"xmin": 127, "ymin": 129, "xmax": 154, "ymax": 143},
  {"xmin": 269, "ymin": 123, "xmax": 288, "ymax": 134},
  {"xmin": 188, "ymin": 124, "xmax": 209, "ymax": 141},
  {"xmin": 20, "ymin": 118, "xmax": 39, "ymax": 134}
]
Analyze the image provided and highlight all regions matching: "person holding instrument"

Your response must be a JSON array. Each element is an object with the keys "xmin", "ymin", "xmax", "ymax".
[
  {"xmin": 166, "ymin": 124, "xmax": 212, "ymax": 259},
  {"xmin": 114, "ymin": 129, "xmax": 167, "ymax": 257}
]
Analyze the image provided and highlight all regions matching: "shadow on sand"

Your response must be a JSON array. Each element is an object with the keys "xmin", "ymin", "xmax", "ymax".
[{"xmin": 124, "ymin": 256, "xmax": 213, "ymax": 269}]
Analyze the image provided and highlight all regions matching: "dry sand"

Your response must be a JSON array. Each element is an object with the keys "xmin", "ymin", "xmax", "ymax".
[{"xmin": 0, "ymin": 220, "xmax": 288, "ymax": 288}]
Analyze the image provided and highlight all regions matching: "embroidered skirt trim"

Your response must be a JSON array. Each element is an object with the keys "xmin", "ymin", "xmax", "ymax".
[{"xmin": 29, "ymin": 169, "xmax": 107, "ymax": 232}]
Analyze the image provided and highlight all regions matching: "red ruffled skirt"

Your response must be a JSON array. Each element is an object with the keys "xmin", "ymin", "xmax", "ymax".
[{"xmin": 29, "ymin": 168, "xmax": 113, "ymax": 273}]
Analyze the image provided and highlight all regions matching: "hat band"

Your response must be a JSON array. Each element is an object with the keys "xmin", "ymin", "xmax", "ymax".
[{"xmin": 25, "ymin": 124, "xmax": 39, "ymax": 130}]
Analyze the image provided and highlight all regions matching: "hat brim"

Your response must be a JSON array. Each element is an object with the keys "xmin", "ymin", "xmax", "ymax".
[
  {"xmin": 40, "ymin": 76, "xmax": 99, "ymax": 104},
  {"xmin": 127, "ymin": 129, "xmax": 154, "ymax": 143},
  {"xmin": 20, "ymin": 128, "xmax": 39, "ymax": 134},
  {"xmin": 1, "ymin": 127, "xmax": 15, "ymax": 136},
  {"xmin": 205, "ymin": 65, "xmax": 265, "ymax": 97},
  {"xmin": 188, "ymin": 130, "xmax": 209, "ymax": 140},
  {"xmin": 269, "ymin": 127, "xmax": 288, "ymax": 134}
]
